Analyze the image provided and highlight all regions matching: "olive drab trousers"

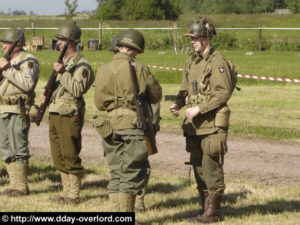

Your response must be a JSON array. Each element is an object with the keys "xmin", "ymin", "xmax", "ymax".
[
  {"xmin": 188, "ymin": 129, "xmax": 228, "ymax": 195},
  {"xmin": 49, "ymin": 110, "xmax": 84, "ymax": 175},
  {"xmin": 0, "ymin": 113, "xmax": 30, "ymax": 163},
  {"xmin": 102, "ymin": 129, "xmax": 150, "ymax": 195}
]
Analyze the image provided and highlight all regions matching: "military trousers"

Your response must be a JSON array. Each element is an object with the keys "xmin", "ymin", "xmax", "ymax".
[
  {"xmin": 0, "ymin": 113, "xmax": 30, "ymax": 164},
  {"xmin": 187, "ymin": 129, "xmax": 228, "ymax": 195},
  {"xmin": 49, "ymin": 110, "xmax": 84, "ymax": 175},
  {"xmin": 102, "ymin": 129, "xmax": 150, "ymax": 195}
]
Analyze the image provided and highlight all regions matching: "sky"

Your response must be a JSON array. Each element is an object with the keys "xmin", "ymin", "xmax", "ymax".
[{"xmin": 0, "ymin": 0, "xmax": 99, "ymax": 15}]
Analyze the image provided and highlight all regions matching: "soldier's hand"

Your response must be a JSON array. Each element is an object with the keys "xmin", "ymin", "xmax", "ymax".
[
  {"xmin": 185, "ymin": 106, "xmax": 200, "ymax": 120},
  {"xmin": 170, "ymin": 104, "xmax": 180, "ymax": 117},
  {"xmin": 54, "ymin": 62, "xmax": 66, "ymax": 74},
  {"xmin": 39, "ymin": 94, "xmax": 46, "ymax": 103},
  {"xmin": 0, "ymin": 58, "xmax": 10, "ymax": 71}
]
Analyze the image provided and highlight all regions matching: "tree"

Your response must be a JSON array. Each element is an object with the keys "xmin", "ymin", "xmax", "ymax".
[
  {"xmin": 65, "ymin": 0, "xmax": 78, "ymax": 19},
  {"xmin": 96, "ymin": 0, "xmax": 181, "ymax": 20},
  {"xmin": 285, "ymin": 0, "xmax": 300, "ymax": 12}
]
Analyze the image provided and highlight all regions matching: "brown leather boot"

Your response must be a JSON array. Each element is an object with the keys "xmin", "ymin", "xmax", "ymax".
[
  {"xmin": 197, "ymin": 194, "xmax": 223, "ymax": 223},
  {"xmin": 187, "ymin": 192, "xmax": 209, "ymax": 222}
]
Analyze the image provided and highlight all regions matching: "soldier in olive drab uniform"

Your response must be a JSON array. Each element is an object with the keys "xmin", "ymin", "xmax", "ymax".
[
  {"xmin": 94, "ymin": 29, "xmax": 162, "ymax": 212},
  {"xmin": 0, "ymin": 28, "xmax": 39, "ymax": 197},
  {"xmin": 106, "ymin": 33, "xmax": 161, "ymax": 212},
  {"xmin": 170, "ymin": 17, "xmax": 233, "ymax": 223},
  {"xmin": 40, "ymin": 23, "xmax": 94, "ymax": 204}
]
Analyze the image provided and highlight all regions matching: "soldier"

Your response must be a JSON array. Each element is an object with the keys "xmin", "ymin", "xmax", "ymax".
[
  {"xmin": 94, "ymin": 29, "xmax": 162, "ymax": 212},
  {"xmin": 0, "ymin": 28, "xmax": 39, "ymax": 197},
  {"xmin": 40, "ymin": 22, "xmax": 94, "ymax": 204},
  {"xmin": 106, "ymin": 33, "xmax": 161, "ymax": 212},
  {"xmin": 170, "ymin": 16, "xmax": 233, "ymax": 223}
]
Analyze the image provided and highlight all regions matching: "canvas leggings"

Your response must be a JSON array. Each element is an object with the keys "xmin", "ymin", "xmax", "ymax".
[
  {"xmin": 187, "ymin": 129, "xmax": 228, "ymax": 195},
  {"xmin": 102, "ymin": 129, "xmax": 150, "ymax": 195},
  {"xmin": 0, "ymin": 113, "xmax": 30, "ymax": 164}
]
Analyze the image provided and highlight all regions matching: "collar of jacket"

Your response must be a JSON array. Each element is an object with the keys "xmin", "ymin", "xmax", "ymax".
[
  {"xmin": 63, "ymin": 52, "xmax": 79, "ymax": 65},
  {"xmin": 113, "ymin": 52, "xmax": 133, "ymax": 61}
]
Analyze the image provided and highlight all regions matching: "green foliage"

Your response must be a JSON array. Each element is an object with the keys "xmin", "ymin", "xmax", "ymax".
[
  {"xmin": 179, "ymin": 0, "xmax": 287, "ymax": 14},
  {"xmin": 285, "ymin": 0, "xmax": 300, "ymax": 13},
  {"xmin": 64, "ymin": 0, "xmax": 78, "ymax": 19},
  {"xmin": 96, "ymin": 0, "xmax": 181, "ymax": 20},
  {"xmin": 211, "ymin": 32, "xmax": 238, "ymax": 50}
]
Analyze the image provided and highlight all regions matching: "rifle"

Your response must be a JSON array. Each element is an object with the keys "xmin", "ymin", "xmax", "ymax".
[
  {"xmin": 129, "ymin": 61, "xmax": 158, "ymax": 155},
  {"xmin": 0, "ymin": 28, "xmax": 25, "ymax": 82},
  {"xmin": 34, "ymin": 32, "xmax": 72, "ymax": 126}
]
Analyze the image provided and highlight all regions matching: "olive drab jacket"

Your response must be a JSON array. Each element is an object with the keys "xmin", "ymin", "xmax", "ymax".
[
  {"xmin": 94, "ymin": 52, "xmax": 162, "ymax": 131},
  {"xmin": 0, "ymin": 51, "xmax": 39, "ymax": 114},
  {"xmin": 48, "ymin": 52, "xmax": 94, "ymax": 115},
  {"xmin": 178, "ymin": 47, "xmax": 233, "ymax": 136}
]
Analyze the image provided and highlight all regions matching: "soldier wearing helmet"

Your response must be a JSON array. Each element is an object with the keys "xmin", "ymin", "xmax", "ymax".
[
  {"xmin": 0, "ymin": 28, "xmax": 39, "ymax": 197},
  {"xmin": 39, "ymin": 22, "xmax": 94, "ymax": 204},
  {"xmin": 94, "ymin": 29, "xmax": 162, "ymax": 212},
  {"xmin": 170, "ymin": 16, "xmax": 233, "ymax": 223}
]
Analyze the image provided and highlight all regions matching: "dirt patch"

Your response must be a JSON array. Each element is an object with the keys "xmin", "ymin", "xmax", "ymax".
[{"xmin": 29, "ymin": 121, "xmax": 300, "ymax": 186}]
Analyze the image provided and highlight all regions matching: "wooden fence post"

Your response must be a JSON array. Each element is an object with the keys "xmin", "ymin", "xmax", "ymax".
[
  {"xmin": 98, "ymin": 23, "xmax": 102, "ymax": 50},
  {"xmin": 173, "ymin": 23, "xmax": 178, "ymax": 55},
  {"xmin": 32, "ymin": 22, "xmax": 35, "ymax": 37},
  {"xmin": 258, "ymin": 24, "xmax": 262, "ymax": 51}
]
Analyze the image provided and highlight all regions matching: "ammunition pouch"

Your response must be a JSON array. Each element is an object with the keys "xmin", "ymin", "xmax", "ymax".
[
  {"xmin": 93, "ymin": 116, "xmax": 113, "ymax": 139},
  {"xmin": 215, "ymin": 106, "xmax": 231, "ymax": 128},
  {"xmin": 0, "ymin": 94, "xmax": 33, "ymax": 106}
]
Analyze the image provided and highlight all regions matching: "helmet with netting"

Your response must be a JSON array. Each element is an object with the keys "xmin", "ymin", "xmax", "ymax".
[{"xmin": 185, "ymin": 16, "xmax": 216, "ymax": 38}]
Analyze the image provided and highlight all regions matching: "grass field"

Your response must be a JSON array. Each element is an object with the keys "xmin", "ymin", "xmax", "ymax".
[{"xmin": 0, "ymin": 157, "xmax": 299, "ymax": 225}]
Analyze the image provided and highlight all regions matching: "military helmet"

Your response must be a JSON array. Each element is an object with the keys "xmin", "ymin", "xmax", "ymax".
[
  {"xmin": 185, "ymin": 16, "xmax": 216, "ymax": 38},
  {"xmin": 55, "ymin": 22, "xmax": 81, "ymax": 43},
  {"xmin": 117, "ymin": 29, "xmax": 145, "ymax": 53},
  {"xmin": 108, "ymin": 34, "xmax": 120, "ymax": 52},
  {"xmin": 0, "ymin": 28, "xmax": 25, "ymax": 46}
]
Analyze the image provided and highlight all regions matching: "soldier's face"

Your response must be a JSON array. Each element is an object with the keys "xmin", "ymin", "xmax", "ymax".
[
  {"xmin": 57, "ymin": 38, "xmax": 67, "ymax": 51},
  {"xmin": 191, "ymin": 36, "xmax": 209, "ymax": 53},
  {"xmin": 2, "ymin": 41, "xmax": 21, "ymax": 54}
]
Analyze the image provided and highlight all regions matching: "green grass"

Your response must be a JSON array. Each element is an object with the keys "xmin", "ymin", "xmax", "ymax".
[
  {"xmin": 0, "ymin": 157, "xmax": 299, "ymax": 225},
  {"xmin": 27, "ymin": 49, "xmax": 300, "ymax": 140}
]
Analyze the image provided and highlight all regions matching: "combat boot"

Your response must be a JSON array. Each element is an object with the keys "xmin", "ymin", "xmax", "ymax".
[
  {"xmin": 187, "ymin": 192, "xmax": 209, "ymax": 222},
  {"xmin": 109, "ymin": 192, "xmax": 120, "ymax": 211},
  {"xmin": 62, "ymin": 173, "xmax": 81, "ymax": 204},
  {"xmin": 135, "ymin": 181, "xmax": 148, "ymax": 212},
  {"xmin": 119, "ymin": 192, "xmax": 136, "ymax": 212},
  {"xmin": 8, "ymin": 163, "xmax": 29, "ymax": 197},
  {"xmin": 1, "ymin": 162, "xmax": 17, "ymax": 195},
  {"xmin": 196, "ymin": 193, "xmax": 223, "ymax": 223},
  {"xmin": 49, "ymin": 172, "xmax": 69, "ymax": 203}
]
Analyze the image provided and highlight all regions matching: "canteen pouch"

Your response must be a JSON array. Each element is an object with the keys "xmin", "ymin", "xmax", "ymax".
[
  {"xmin": 29, "ymin": 105, "xmax": 39, "ymax": 122},
  {"xmin": 93, "ymin": 116, "xmax": 113, "ymax": 139},
  {"xmin": 215, "ymin": 106, "xmax": 231, "ymax": 128}
]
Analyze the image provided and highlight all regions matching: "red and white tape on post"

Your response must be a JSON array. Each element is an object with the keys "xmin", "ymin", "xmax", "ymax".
[{"xmin": 147, "ymin": 65, "xmax": 300, "ymax": 83}]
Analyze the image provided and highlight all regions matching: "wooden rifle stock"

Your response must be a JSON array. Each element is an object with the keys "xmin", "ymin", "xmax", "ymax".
[
  {"xmin": 129, "ymin": 61, "xmax": 158, "ymax": 155},
  {"xmin": 0, "ymin": 28, "xmax": 24, "ymax": 82},
  {"xmin": 34, "ymin": 32, "xmax": 72, "ymax": 126}
]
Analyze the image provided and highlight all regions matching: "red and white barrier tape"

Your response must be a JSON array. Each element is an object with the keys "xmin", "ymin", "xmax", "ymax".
[{"xmin": 147, "ymin": 65, "xmax": 300, "ymax": 83}]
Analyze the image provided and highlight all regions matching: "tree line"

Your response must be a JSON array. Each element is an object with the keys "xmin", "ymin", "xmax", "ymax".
[{"xmin": 95, "ymin": 0, "xmax": 300, "ymax": 20}]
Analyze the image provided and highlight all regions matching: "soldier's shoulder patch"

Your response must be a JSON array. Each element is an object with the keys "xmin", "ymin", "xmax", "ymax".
[
  {"xmin": 28, "ymin": 62, "xmax": 34, "ymax": 69},
  {"xmin": 82, "ymin": 69, "xmax": 88, "ymax": 78},
  {"xmin": 219, "ymin": 66, "xmax": 224, "ymax": 73}
]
